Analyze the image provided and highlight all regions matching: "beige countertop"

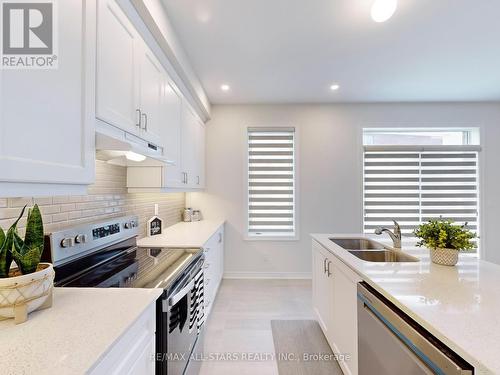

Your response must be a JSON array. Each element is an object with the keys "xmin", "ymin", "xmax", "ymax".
[
  {"xmin": 137, "ymin": 220, "xmax": 225, "ymax": 249},
  {"xmin": 311, "ymin": 233, "xmax": 500, "ymax": 375},
  {"xmin": 0, "ymin": 287, "xmax": 162, "ymax": 375}
]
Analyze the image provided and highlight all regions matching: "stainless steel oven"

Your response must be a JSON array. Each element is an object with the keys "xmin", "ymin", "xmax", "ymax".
[
  {"xmin": 44, "ymin": 216, "xmax": 206, "ymax": 375},
  {"xmin": 357, "ymin": 282, "xmax": 473, "ymax": 375},
  {"xmin": 157, "ymin": 255, "xmax": 205, "ymax": 375}
]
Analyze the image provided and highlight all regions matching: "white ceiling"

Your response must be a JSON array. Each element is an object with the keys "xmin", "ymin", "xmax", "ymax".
[{"xmin": 162, "ymin": 0, "xmax": 500, "ymax": 104}]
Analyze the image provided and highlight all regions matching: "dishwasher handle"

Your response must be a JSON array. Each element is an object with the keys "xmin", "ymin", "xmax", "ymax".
[{"xmin": 357, "ymin": 283, "xmax": 473, "ymax": 375}]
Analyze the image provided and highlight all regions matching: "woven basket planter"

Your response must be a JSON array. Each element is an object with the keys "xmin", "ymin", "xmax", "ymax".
[
  {"xmin": 430, "ymin": 248, "xmax": 459, "ymax": 266},
  {"xmin": 0, "ymin": 263, "xmax": 54, "ymax": 324}
]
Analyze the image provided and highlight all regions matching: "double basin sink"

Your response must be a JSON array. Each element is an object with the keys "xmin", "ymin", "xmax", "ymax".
[{"xmin": 330, "ymin": 238, "xmax": 419, "ymax": 263}]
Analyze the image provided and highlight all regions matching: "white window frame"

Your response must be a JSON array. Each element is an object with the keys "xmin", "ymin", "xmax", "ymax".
[
  {"xmin": 244, "ymin": 126, "xmax": 299, "ymax": 241},
  {"xmin": 361, "ymin": 127, "xmax": 481, "ymax": 244}
]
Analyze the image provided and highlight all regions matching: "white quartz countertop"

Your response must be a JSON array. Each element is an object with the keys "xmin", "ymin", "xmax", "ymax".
[
  {"xmin": 0, "ymin": 287, "xmax": 162, "ymax": 375},
  {"xmin": 137, "ymin": 220, "xmax": 225, "ymax": 249},
  {"xmin": 311, "ymin": 233, "xmax": 500, "ymax": 375}
]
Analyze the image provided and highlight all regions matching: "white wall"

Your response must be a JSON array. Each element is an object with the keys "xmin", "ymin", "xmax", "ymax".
[{"xmin": 188, "ymin": 103, "xmax": 500, "ymax": 277}]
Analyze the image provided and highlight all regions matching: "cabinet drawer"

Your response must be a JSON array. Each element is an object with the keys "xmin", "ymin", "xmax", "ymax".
[{"xmin": 205, "ymin": 228, "xmax": 224, "ymax": 249}]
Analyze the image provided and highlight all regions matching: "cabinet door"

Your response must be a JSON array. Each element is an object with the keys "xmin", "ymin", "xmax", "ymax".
[
  {"xmin": 181, "ymin": 103, "xmax": 198, "ymax": 188},
  {"xmin": 137, "ymin": 44, "xmax": 163, "ymax": 146},
  {"xmin": 312, "ymin": 243, "xmax": 333, "ymax": 336},
  {"xmin": 161, "ymin": 81, "xmax": 182, "ymax": 165},
  {"xmin": 194, "ymin": 119, "xmax": 206, "ymax": 188},
  {"xmin": 331, "ymin": 266, "xmax": 358, "ymax": 375},
  {"xmin": 0, "ymin": 0, "xmax": 94, "ymax": 186},
  {"xmin": 96, "ymin": 0, "xmax": 139, "ymax": 134}
]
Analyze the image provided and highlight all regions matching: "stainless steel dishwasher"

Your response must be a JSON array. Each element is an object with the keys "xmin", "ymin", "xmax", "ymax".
[{"xmin": 357, "ymin": 282, "xmax": 473, "ymax": 375}]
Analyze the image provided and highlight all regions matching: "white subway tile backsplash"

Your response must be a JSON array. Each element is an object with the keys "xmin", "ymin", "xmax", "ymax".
[
  {"xmin": 0, "ymin": 208, "xmax": 22, "ymax": 220},
  {"xmin": 68, "ymin": 211, "xmax": 82, "ymax": 220},
  {"xmin": 39, "ymin": 206, "xmax": 61, "ymax": 215},
  {"xmin": 59, "ymin": 203, "xmax": 76, "ymax": 212},
  {"xmin": 52, "ymin": 196, "xmax": 70, "ymax": 204},
  {"xmin": 34, "ymin": 197, "xmax": 53, "ymax": 206},
  {"xmin": 52, "ymin": 212, "xmax": 69, "ymax": 223},
  {"xmin": 8, "ymin": 197, "xmax": 33, "ymax": 208},
  {"xmin": 0, "ymin": 161, "xmax": 185, "ymax": 236}
]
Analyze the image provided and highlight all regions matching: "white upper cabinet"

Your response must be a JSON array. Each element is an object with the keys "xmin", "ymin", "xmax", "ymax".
[
  {"xmin": 128, "ymin": 99, "xmax": 206, "ymax": 192},
  {"xmin": 96, "ymin": 0, "xmax": 140, "ymax": 135},
  {"xmin": 194, "ymin": 118, "xmax": 206, "ymax": 189},
  {"xmin": 137, "ymin": 46, "xmax": 164, "ymax": 146},
  {"xmin": 181, "ymin": 103, "xmax": 198, "ymax": 188},
  {"xmin": 0, "ymin": 0, "xmax": 95, "ymax": 196},
  {"xmin": 178, "ymin": 101, "xmax": 205, "ymax": 189},
  {"xmin": 96, "ymin": 0, "xmax": 166, "ymax": 148},
  {"xmin": 161, "ymin": 81, "xmax": 182, "ymax": 165}
]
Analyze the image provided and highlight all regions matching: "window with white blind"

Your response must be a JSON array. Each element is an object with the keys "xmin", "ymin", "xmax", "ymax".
[
  {"xmin": 363, "ymin": 129, "xmax": 480, "ymax": 238},
  {"xmin": 247, "ymin": 127, "xmax": 296, "ymax": 238}
]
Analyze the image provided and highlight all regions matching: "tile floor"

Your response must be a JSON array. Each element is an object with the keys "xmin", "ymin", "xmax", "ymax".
[{"xmin": 199, "ymin": 279, "xmax": 314, "ymax": 375}]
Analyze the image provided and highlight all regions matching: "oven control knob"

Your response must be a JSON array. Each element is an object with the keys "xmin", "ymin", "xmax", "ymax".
[
  {"xmin": 75, "ymin": 234, "xmax": 87, "ymax": 244},
  {"xmin": 124, "ymin": 222, "xmax": 131, "ymax": 229},
  {"xmin": 60, "ymin": 237, "xmax": 75, "ymax": 248}
]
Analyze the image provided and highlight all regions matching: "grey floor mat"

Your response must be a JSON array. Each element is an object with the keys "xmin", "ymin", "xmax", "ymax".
[{"xmin": 271, "ymin": 320, "xmax": 344, "ymax": 375}]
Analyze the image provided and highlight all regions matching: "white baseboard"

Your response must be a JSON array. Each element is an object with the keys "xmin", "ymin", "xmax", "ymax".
[{"xmin": 223, "ymin": 271, "xmax": 312, "ymax": 279}]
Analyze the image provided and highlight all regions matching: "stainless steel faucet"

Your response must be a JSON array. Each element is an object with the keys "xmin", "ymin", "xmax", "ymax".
[{"xmin": 375, "ymin": 220, "xmax": 402, "ymax": 249}]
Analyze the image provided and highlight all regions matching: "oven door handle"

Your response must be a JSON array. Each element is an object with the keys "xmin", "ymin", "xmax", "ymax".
[{"xmin": 168, "ymin": 279, "xmax": 195, "ymax": 308}]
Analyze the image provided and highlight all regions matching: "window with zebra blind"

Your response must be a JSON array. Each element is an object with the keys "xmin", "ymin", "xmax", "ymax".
[
  {"xmin": 247, "ymin": 127, "xmax": 296, "ymax": 239},
  {"xmin": 362, "ymin": 129, "xmax": 480, "ymax": 240}
]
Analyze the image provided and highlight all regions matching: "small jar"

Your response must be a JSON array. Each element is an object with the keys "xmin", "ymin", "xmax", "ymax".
[
  {"xmin": 183, "ymin": 208, "xmax": 192, "ymax": 222},
  {"xmin": 192, "ymin": 210, "xmax": 201, "ymax": 222}
]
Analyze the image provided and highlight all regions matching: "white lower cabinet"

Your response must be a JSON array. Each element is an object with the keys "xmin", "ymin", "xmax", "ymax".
[
  {"xmin": 312, "ymin": 242, "xmax": 334, "ymax": 335},
  {"xmin": 202, "ymin": 225, "xmax": 224, "ymax": 316},
  {"xmin": 312, "ymin": 240, "xmax": 361, "ymax": 375},
  {"xmin": 89, "ymin": 302, "xmax": 156, "ymax": 375}
]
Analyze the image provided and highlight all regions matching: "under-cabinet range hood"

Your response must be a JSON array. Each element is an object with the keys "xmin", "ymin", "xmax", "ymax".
[{"xmin": 95, "ymin": 121, "xmax": 171, "ymax": 166}]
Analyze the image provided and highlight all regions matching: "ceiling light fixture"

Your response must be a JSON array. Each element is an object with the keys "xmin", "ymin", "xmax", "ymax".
[
  {"xmin": 330, "ymin": 84, "xmax": 340, "ymax": 91},
  {"xmin": 220, "ymin": 84, "xmax": 230, "ymax": 92},
  {"xmin": 371, "ymin": 0, "xmax": 397, "ymax": 23}
]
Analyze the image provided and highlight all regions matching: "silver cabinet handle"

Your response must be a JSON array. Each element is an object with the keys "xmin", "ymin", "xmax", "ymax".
[
  {"xmin": 185, "ymin": 173, "xmax": 188, "ymax": 184},
  {"xmin": 197, "ymin": 176, "xmax": 200, "ymax": 185},
  {"xmin": 141, "ymin": 113, "xmax": 148, "ymax": 130},
  {"xmin": 327, "ymin": 261, "xmax": 332, "ymax": 277},
  {"xmin": 136, "ymin": 109, "xmax": 142, "ymax": 128},
  {"xmin": 323, "ymin": 258, "xmax": 328, "ymax": 274},
  {"xmin": 218, "ymin": 232, "xmax": 222, "ymax": 243}
]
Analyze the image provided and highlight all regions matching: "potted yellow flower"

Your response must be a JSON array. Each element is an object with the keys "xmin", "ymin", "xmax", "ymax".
[{"xmin": 414, "ymin": 219, "xmax": 476, "ymax": 266}]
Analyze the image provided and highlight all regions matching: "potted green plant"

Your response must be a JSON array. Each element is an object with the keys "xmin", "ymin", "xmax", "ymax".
[
  {"xmin": 413, "ymin": 219, "xmax": 476, "ymax": 266},
  {"xmin": 0, "ymin": 204, "xmax": 54, "ymax": 324}
]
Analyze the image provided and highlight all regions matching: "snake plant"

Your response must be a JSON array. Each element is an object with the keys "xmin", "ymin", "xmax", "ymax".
[
  {"xmin": 11, "ymin": 204, "xmax": 44, "ymax": 275},
  {"xmin": 0, "ymin": 225, "xmax": 14, "ymax": 278},
  {"xmin": 0, "ymin": 205, "xmax": 45, "ymax": 277}
]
